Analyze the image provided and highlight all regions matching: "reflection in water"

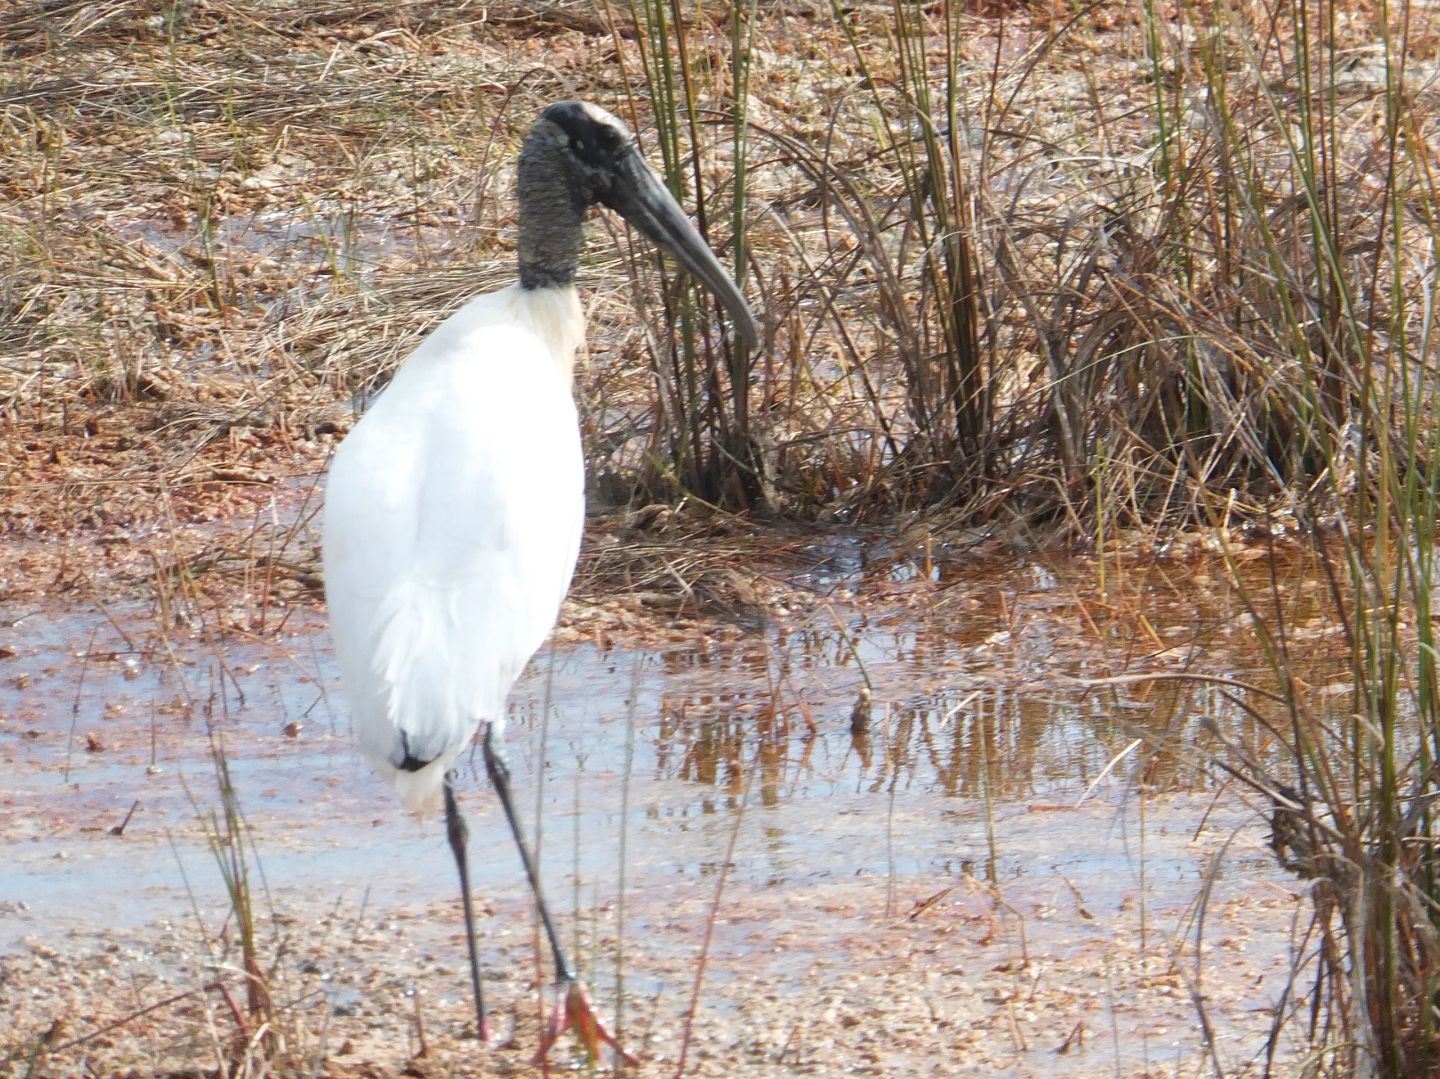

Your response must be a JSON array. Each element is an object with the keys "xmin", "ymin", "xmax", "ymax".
[
  {"xmin": 618, "ymin": 548, "xmax": 1348, "ymax": 815},
  {"xmin": 0, "ymin": 546, "xmax": 1347, "ymax": 944}
]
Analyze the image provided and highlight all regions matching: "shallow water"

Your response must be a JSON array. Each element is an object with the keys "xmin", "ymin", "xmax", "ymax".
[
  {"xmin": 0, "ymin": 546, "xmax": 1327, "ymax": 954},
  {"xmin": 2, "ymin": 545, "xmax": 1341, "ymax": 1075}
]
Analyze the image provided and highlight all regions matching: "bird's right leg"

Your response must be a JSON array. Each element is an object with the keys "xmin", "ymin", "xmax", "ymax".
[
  {"xmin": 444, "ymin": 775, "xmax": 490, "ymax": 1043},
  {"xmin": 482, "ymin": 725, "xmax": 636, "ymax": 1065}
]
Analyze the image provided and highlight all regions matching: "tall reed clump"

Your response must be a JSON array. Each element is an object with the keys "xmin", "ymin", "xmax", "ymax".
[
  {"xmin": 1148, "ymin": 2, "xmax": 1440, "ymax": 1073},
  {"xmin": 771, "ymin": 0, "xmax": 1440, "ymax": 539},
  {"xmin": 830, "ymin": 0, "xmax": 989, "ymax": 504},
  {"xmin": 617, "ymin": 0, "xmax": 765, "ymax": 508},
  {"xmin": 610, "ymin": 0, "xmax": 994, "ymax": 516}
]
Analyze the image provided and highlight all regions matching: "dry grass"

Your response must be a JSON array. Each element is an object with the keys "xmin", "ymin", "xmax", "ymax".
[{"xmin": 8, "ymin": 1, "xmax": 1435, "ymax": 553}]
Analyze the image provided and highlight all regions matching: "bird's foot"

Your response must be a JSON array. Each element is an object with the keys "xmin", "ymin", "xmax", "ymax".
[{"xmin": 531, "ymin": 980, "xmax": 637, "ymax": 1066}]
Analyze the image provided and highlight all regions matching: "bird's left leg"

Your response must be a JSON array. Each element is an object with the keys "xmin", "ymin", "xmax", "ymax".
[{"xmin": 482, "ymin": 724, "xmax": 637, "ymax": 1065}]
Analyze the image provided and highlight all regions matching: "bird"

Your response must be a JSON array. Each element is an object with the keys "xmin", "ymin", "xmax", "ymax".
[{"xmin": 321, "ymin": 100, "xmax": 758, "ymax": 1062}]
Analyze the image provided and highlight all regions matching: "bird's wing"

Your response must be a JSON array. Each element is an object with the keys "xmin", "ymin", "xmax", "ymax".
[{"xmin": 322, "ymin": 323, "xmax": 583, "ymax": 808}]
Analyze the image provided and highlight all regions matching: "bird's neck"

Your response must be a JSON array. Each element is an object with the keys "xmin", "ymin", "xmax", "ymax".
[{"xmin": 516, "ymin": 136, "xmax": 587, "ymax": 289}]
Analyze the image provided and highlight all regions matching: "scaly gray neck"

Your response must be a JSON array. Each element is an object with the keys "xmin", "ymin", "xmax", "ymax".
[{"xmin": 517, "ymin": 127, "xmax": 588, "ymax": 290}]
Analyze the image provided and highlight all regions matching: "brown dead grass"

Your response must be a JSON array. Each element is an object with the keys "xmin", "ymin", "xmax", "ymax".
[{"xmin": 6, "ymin": 0, "xmax": 1437, "ymax": 563}]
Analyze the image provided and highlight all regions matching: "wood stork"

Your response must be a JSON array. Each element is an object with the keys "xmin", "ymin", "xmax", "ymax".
[{"xmin": 321, "ymin": 101, "xmax": 758, "ymax": 1062}]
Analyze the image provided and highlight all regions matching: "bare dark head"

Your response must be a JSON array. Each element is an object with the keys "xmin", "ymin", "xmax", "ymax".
[{"xmin": 517, "ymin": 101, "xmax": 759, "ymax": 348}]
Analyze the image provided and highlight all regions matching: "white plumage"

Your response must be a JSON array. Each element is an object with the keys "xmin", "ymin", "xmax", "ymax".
[
  {"xmin": 319, "ymin": 100, "xmax": 756, "ymax": 1061},
  {"xmin": 323, "ymin": 286, "xmax": 585, "ymax": 815}
]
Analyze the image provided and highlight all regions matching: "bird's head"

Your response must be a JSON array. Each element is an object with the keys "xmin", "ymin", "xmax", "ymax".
[{"xmin": 518, "ymin": 101, "xmax": 759, "ymax": 349}]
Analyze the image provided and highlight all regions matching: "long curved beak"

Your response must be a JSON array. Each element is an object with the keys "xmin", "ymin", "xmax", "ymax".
[{"xmin": 603, "ymin": 147, "xmax": 760, "ymax": 350}]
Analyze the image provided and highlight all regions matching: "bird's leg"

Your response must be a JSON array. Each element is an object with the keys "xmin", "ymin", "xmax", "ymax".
[
  {"xmin": 444, "ymin": 776, "xmax": 491, "ymax": 1043},
  {"xmin": 480, "ymin": 728, "xmax": 570, "ymax": 980},
  {"xmin": 481, "ymin": 724, "xmax": 637, "ymax": 1066}
]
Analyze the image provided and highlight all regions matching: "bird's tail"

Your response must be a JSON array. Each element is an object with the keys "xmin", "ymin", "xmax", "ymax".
[
  {"xmin": 354, "ymin": 585, "xmax": 472, "ymax": 818},
  {"xmin": 391, "ymin": 757, "xmax": 452, "ymax": 817}
]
